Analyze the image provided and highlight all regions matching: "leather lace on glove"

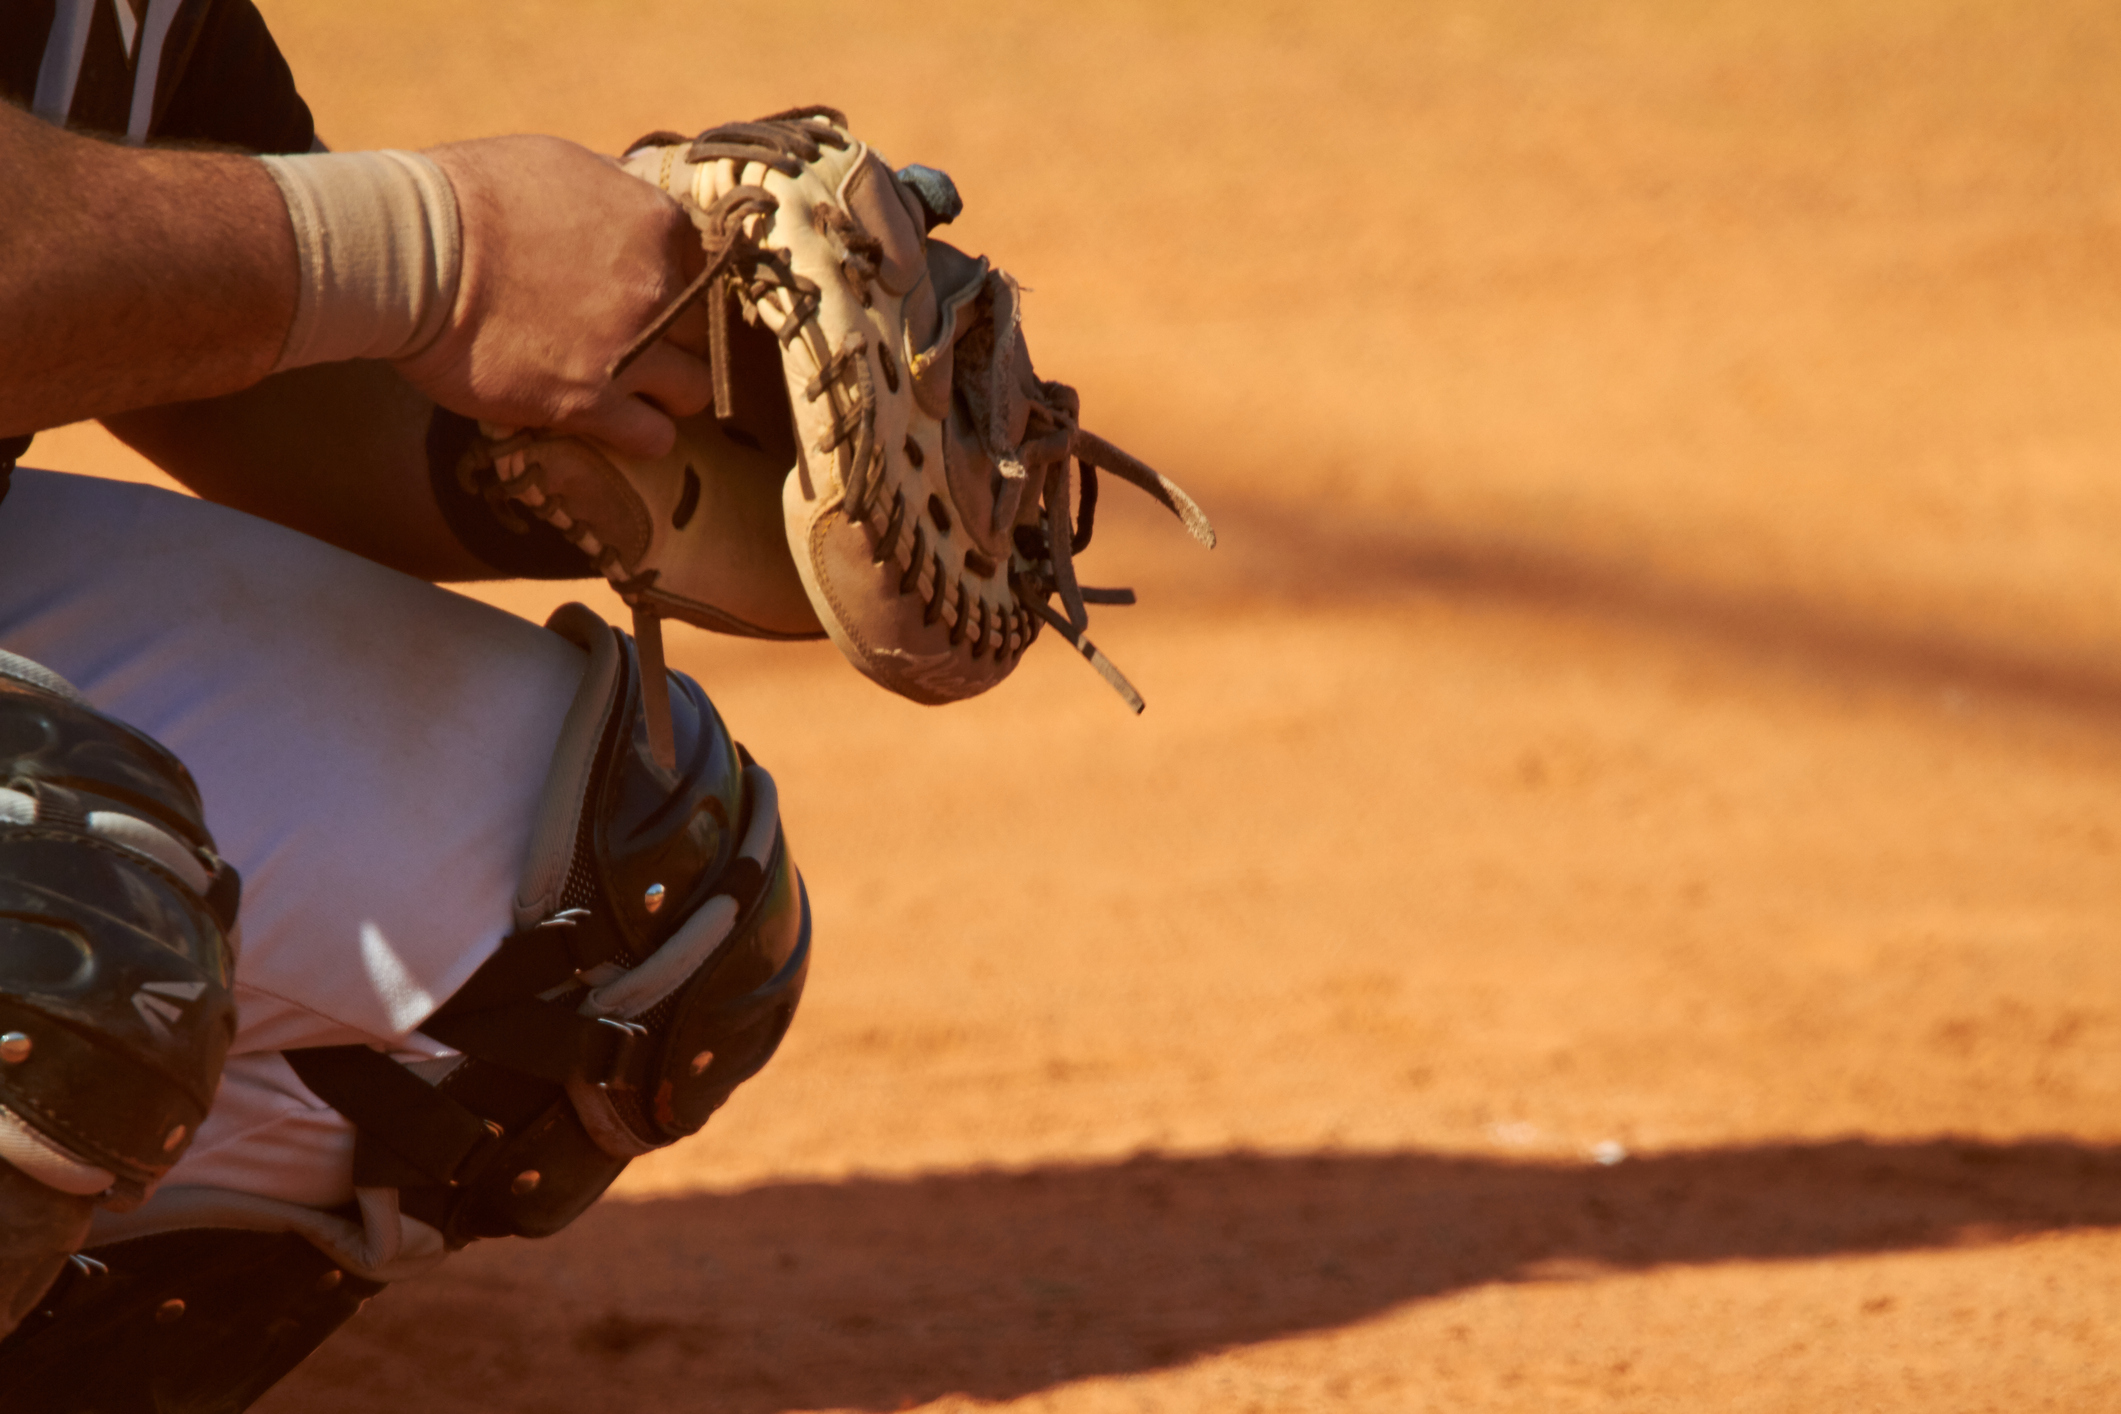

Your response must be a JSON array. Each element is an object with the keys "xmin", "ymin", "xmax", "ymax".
[{"xmin": 459, "ymin": 108, "xmax": 1214, "ymax": 760}]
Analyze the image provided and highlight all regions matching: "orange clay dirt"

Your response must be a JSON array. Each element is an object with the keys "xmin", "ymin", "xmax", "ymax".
[{"xmin": 33, "ymin": 0, "xmax": 2121, "ymax": 1408}]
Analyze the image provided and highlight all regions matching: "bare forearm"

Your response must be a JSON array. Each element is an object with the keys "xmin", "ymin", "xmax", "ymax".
[{"xmin": 0, "ymin": 102, "xmax": 294, "ymax": 437}]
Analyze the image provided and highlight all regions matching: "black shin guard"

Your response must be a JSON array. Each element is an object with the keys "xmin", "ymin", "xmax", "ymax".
[{"xmin": 0, "ymin": 1227, "xmax": 381, "ymax": 1414}]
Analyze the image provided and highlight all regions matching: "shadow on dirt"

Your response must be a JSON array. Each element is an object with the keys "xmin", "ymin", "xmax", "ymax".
[
  {"xmin": 1115, "ymin": 492, "xmax": 2121, "ymax": 725},
  {"xmin": 286, "ymin": 1137, "xmax": 2121, "ymax": 1412}
]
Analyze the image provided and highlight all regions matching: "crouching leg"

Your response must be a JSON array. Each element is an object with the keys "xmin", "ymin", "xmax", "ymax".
[
  {"xmin": 0, "ymin": 609, "xmax": 806, "ymax": 1412},
  {"xmin": 288, "ymin": 602, "xmax": 811, "ymax": 1242}
]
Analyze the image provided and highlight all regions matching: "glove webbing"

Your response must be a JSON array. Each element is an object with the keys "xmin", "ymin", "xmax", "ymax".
[{"xmin": 607, "ymin": 107, "xmax": 849, "ymax": 387}]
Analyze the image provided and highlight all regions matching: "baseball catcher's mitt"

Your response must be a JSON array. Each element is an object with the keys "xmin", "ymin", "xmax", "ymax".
[{"xmin": 460, "ymin": 107, "xmax": 1213, "ymax": 753}]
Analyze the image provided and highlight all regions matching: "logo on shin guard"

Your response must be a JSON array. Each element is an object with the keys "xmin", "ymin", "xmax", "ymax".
[{"xmin": 131, "ymin": 980, "xmax": 208, "ymax": 1040}]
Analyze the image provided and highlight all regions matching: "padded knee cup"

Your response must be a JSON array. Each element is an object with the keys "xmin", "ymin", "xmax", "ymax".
[
  {"xmin": 287, "ymin": 604, "xmax": 809, "ymax": 1246},
  {"xmin": 0, "ymin": 652, "xmax": 239, "ymax": 1205}
]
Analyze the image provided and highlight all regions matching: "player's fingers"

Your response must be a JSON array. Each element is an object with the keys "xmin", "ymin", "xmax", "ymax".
[
  {"xmin": 559, "ymin": 340, "xmax": 712, "ymax": 457},
  {"xmin": 619, "ymin": 339, "xmax": 715, "ymax": 420},
  {"xmin": 656, "ymin": 216, "xmax": 714, "ymax": 358},
  {"xmin": 660, "ymin": 298, "xmax": 713, "ymax": 358},
  {"xmin": 562, "ymin": 392, "xmax": 677, "ymax": 460}
]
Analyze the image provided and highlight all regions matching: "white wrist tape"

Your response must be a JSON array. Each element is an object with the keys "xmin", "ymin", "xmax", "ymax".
[{"xmin": 259, "ymin": 150, "xmax": 463, "ymax": 372}]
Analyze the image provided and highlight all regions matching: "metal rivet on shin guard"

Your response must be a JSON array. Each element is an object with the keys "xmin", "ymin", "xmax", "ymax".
[
  {"xmin": 689, "ymin": 1050, "xmax": 715, "ymax": 1077},
  {"xmin": 162, "ymin": 1123, "xmax": 187, "ymax": 1152},
  {"xmin": 511, "ymin": 1170, "xmax": 542, "ymax": 1195},
  {"xmin": 155, "ymin": 1299, "xmax": 185, "ymax": 1323},
  {"xmin": 0, "ymin": 1032, "xmax": 29, "ymax": 1063},
  {"xmin": 315, "ymin": 1269, "xmax": 343, "ymax": 1293},
  {"xmin": 643, "ymin": 883, "xmax": 666, "ymax": 914}
]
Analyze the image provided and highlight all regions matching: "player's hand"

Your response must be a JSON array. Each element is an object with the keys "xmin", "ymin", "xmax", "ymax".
[{"xmin": 395, "ymin": 136, "xmax": 713, "ymax": 459}]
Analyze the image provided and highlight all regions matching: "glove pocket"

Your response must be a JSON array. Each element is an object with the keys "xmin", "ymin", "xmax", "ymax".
[{"xmin": 635, "ymin": 417, "xmax": 823, "ymax": 640}]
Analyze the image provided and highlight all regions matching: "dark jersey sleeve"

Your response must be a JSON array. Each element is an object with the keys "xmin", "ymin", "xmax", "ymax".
[
  {"xmin": 147, "ymin": 0, "xmax": 314, "ymax": 153},
  {"xmin": 0, "ymin": 0, "xmax": 56, "ymax": 114},
  {"xmin": 0, "ymin": 0, "xmax": 312, "ymax": 153}
]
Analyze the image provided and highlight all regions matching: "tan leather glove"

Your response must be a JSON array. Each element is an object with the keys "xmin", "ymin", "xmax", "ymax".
[{"xmin": 459, "ymin": 108, "xmax": 1215, "ymax": 736}]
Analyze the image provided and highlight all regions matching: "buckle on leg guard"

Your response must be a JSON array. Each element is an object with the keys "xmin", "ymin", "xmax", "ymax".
[{"xmin": 587, "ymin": 1018, "xmax": 649, "ymax": 1090}]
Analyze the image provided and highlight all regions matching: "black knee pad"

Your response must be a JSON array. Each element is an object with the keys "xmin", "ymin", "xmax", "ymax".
[
  {"xmin": 0, "ymin": 652, "xmax": 239, "ymax": 1204},
  {"xmin": 286, "ymin": 605, "xmax": 809, "ymax": 1246}
]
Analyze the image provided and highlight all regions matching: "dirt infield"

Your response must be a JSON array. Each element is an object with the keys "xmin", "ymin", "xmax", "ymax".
[{"xmin": 34, "ymin": 0, "xmax": 2121, "ymax": 1407}]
